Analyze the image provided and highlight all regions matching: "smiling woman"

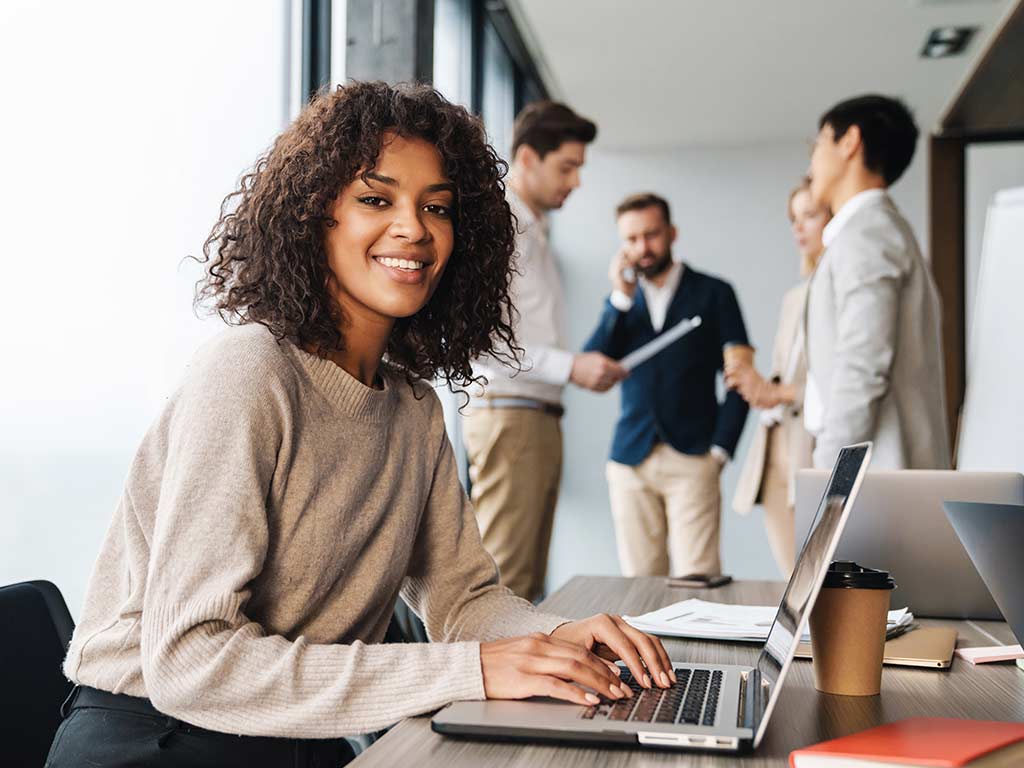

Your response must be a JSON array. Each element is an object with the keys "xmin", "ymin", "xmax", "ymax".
[
  {"xmin": 322, "ymin": 134, "xmax": 457, "ymax": 349},
  {"xmin": 197, "ymin": 81, "xmax": 519, "ymax": 389},
  {"xmin": 46, "ymin": 82, "xmax": 673, "ymax": 768}
]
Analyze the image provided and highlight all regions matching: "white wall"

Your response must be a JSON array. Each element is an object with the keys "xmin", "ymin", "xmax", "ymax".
[
  {"xmin": 0, "ymin": 0, "xmax": 291, "ymax": 618},
  {"xmin": 544, "ymin": 139, "xmax": 927, "ymax": 590},
  {"xmin": 965, "ymin": 142, "xmax": 1024, "ymax": 354}
]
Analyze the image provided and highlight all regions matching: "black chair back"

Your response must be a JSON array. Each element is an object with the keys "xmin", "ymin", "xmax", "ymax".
[{"xmin": 0, "ymin": 580, "xmax": 75, "ymax": 768}]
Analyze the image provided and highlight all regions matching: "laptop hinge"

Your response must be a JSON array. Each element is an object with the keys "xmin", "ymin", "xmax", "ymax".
[{"xmin": 739, "ymin": 669, "xmax": 763, "ymax": 729}]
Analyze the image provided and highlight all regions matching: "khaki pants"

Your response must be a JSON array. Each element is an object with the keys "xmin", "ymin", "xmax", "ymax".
[
  {"xmin": 759, "ymin": 425, "xmax": 796, "ymax": 578},
  {"xmin": 606, "ymin": 444, "xmax": 722, "ymax": 577},
  {"xmin": 462, "ymin": 407, "xmax": 562, "ymax": 601}
]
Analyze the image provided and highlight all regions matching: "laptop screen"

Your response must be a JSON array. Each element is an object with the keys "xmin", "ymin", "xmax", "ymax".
[
  {"xmin": 944, "ymin": 500, "xmax": 1024, "ymax": 646},
  {"xmin": 752, "ymin": 442, "xmax": 872, "ymax": 747}
]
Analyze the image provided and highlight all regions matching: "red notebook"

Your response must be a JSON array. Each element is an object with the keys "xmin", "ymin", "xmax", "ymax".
[{"xmin": 789, "ymin": 718, "xmax": 1024, "ymax": 767}]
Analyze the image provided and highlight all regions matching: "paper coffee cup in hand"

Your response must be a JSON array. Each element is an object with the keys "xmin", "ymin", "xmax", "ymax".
[
  {"xmin": 809, "ymin": 561, "xmax": 895, "ymax": 697},
  {"xmin": 722, "ymin": 342, "xmax": 754, "ymax": 370}
]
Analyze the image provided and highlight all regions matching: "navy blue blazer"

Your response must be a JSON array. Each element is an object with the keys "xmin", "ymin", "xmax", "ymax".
[{"xmin": 583, "ymin": 265, "xmax": 750, "ymax": 466}]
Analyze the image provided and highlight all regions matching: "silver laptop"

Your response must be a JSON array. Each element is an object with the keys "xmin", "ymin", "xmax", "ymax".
[
  {"xmin": 432, "ymin": 442, "xmax": 873, "ymax": 754},
  {"xmin": 795, "ymin": 470, "xmax": 1024, "ymax": 620},
  {"xmin": 944, "ymin": 502, "xmax": 1024, "ymax": 646}
]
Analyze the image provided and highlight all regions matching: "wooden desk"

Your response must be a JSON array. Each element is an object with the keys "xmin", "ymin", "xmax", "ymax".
[{"xmin": 351, "ymin": 577, "xmax": 1024, "ymax": 766}]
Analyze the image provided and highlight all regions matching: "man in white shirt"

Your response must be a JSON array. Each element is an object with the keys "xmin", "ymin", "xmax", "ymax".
[
  {"xmin": 465, "ymin": 101, "xmax": 626, "ymax": 601},
  {"xmin": 804, "ymin": 94, "xmax": 949, "ymax": 470}
]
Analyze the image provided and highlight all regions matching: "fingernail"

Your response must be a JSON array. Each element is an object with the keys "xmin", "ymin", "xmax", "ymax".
[
  {"xmin": 643, "ymin": 673, "xmax": 652, "ymax": 688},
  {"xmin": 660, "ymin": 672, "xmax": 671, "ymax": 688},
  {"xmin": 624, "ymin": 685, "xmax": 634, "ymax": 698},
  {"xmin": 585, "ymin": 693, "xmax": 600, "ymax": 704},
  {"xmin": 670, "ymin": 669, "xmax": 678, "ymax": 684},
  {"xmin": 613, "ymin": 666, "xmax": 622, "ymax": 676},
  {"xmin": 610, "ymin": 684, "xmax": 624, "ymax": 698}
]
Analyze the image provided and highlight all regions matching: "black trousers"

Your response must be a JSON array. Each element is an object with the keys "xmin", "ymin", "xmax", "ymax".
[{"xmin": 45, "ymin": 686, "xmax": 356, "ymax": 768}]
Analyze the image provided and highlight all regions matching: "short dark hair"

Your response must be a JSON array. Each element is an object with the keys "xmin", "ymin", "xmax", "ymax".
[
  {"xmin": 819, "ymin": 94, "xmax": 918, "ymax": 185},
  {"xmin": 616, "ymin": 192, "xmax": 672, "ymax": 224},
  {"xmin": 511, "ymin": 101, "xmax": 597, "ymax": 159}
]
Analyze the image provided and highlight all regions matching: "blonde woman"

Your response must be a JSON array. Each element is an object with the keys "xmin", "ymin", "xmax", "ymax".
[{"xmin": 728, "ymin": 180, "xmax": 829, "ymax": 576}]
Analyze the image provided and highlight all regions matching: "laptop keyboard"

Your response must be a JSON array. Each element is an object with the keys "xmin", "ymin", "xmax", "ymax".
[{"xmin": 581, "ymin": 668, "xmax": 722, "ymax": 727}]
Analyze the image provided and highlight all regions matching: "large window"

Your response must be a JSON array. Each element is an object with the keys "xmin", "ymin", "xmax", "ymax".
[
  {"xmin": 434, "ymin": 0, "xmax": 548, "ymax": 158},
  {"xmin": 1, "ymin": 0, "xmax": 549, "ymax": 615},
  {"xmin": 0, "ymin": 0, "xmax": 293, "ymax": 616},
  {"xmin": 481, "ymin": 18, "xmax": 517, "ymax": 160},
  {"xmin": 433, "ymin": 0, "xmax": 474, "ymax": 108}
]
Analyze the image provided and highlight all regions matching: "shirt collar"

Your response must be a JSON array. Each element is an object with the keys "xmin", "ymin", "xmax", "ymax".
[
  {"xmin": 822, "ymin": 188, "xmax": 888, "ymax": 248},
  {"xmin": 507, "ymin": 187, "xmax": 548, "ymax": 236}
]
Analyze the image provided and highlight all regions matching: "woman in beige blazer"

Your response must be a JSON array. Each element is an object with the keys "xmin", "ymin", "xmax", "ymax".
[{"xmin": 727, "ymin": 180, "xmax": 829, "ymax": 576}]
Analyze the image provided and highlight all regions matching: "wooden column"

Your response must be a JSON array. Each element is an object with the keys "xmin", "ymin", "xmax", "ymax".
[{"xmin": 928, "ymin": 135, "xmax": 966, "ymax": 455}]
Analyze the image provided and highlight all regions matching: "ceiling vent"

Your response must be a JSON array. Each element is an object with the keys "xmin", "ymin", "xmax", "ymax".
[{"xmin": 921, "ymin": 26, "xmax": 978, "ymax": 57}]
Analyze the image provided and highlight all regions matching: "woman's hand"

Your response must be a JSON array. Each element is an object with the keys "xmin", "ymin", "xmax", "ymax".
[
  {"xmin": 725, "ymin": 362, "xmax": 776, "ymax": 408},
  {"xmin": 480, "ymin": 632, "xmax": 635, "ymax": 706},
  {"xmin": 550, "ymin": 613, "xmax": 675, "ymax": 689}
]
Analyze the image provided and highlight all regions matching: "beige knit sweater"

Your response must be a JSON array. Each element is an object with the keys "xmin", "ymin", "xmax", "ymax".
[{"xmin": 64, "ymin": 325, "xmax": 567, "ymax": 738}]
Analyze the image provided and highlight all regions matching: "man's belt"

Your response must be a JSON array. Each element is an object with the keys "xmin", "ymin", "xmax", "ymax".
[{"xmin": 472, "ymin": 397, "xmax": 565, "ymax": 419}]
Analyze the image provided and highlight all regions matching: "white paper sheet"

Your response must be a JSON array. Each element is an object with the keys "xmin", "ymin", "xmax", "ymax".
[
  {"xmin": 619, "ymin": 315, "xmax": 702, "ymax": 371},
  {"xmin": 625, "ymin": 598, "xmax": 913, "ymax": 643}
]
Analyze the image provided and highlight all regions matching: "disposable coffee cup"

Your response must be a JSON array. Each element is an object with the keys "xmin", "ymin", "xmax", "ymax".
[
  {"xmin": 809, "ymin": 560, "xmax": 895, "ymax": 696},
  {"xmin": 722, "ymin": 342, "xmax": 754, "ymax": 369}
]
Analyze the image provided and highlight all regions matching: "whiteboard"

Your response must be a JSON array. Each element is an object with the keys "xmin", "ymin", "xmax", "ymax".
[{"xmin": 957, "ymin": 186, "xmax": 1024, "ymax": 471}]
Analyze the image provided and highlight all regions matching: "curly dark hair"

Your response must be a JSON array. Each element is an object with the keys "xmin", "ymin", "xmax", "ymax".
[{"xmin": 196, "ymin": 81, "xmax": 520, "ymax": 388}]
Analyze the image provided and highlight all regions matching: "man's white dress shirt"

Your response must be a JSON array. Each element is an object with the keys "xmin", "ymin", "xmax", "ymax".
[
  {"xmin": 609, "ymin": 260, "xmax": 684, "ymax": 332},
  {"xmin": 470, "ymin": 189, "xmax": 573, "ymax": 405}
]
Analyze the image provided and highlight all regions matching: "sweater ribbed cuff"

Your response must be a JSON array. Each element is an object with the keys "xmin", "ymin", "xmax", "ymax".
[{"xmin": 138, "ymin": 595, "xmax": 487, "ymax": 738}]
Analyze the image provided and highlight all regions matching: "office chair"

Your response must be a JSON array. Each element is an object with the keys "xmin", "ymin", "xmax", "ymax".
[
  {"xmin": 387, "ymin": 596, "xmax": 429, "ymax": 644},
  {"xmin": 0, "ymin": 580, "xmax": 75, "ymax": 768}
]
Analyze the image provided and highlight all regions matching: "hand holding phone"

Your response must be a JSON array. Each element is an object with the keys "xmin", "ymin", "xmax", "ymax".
[{"xmin": 609, "ymin": 249, "xmax": 637, "ymax": 297}]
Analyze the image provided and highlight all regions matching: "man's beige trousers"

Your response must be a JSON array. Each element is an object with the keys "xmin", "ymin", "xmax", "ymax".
[
  {"xmin": 463, "ymin": 408, "xmax": 562, "ymax": 601},
  {"xmin": 606, "ymin": 444, "xmax": 722, "ymax": 577}
]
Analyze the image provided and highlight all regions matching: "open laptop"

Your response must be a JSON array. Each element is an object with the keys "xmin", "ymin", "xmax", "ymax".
[
  {"xmin": 795, "ymin": 470, "xmax": 1024, "ymax": 619},
  {"xmin": 944, "ymin": 501, "xmax": 1024, "ymax": 646},
  {"xmin": 432, "ymin": 442, "xmax": 872, "ymax": 754}
]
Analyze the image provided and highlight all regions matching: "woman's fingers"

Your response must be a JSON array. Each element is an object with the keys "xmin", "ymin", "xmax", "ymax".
[
  {"xmin": 538, "ymin": 636, "xmax": 631, "ymax": 697},
  {"xmin": 582, "ymin": 614, "xmax": 674, "ymax": 688},
  {"xmin": 585, "ymin": 615, "xmax": 655, "ymax": 687},
  {"xmin": 526, "ymin": 654, "xmax": 629, "ymax": 701},
  {"xmin": 530, "ymin": 675, "xmax": 602, "ymax": 706},
  {"xmin": 481, "ymin": 623, "xmax": 676, "ymax": 709},
  {"xmin": 725, "ymin": 368, "xmax": 753, "ymax": 393},
  {"xmin": 560, "ymin": 641, "xmax": 624, "ymax": 676},
  {"xmin": 479, "ymin": 634, "xmax": 632, "ymax": 704},
  {"xmin": 613, "ymin": 617, "xmax": 675, "ymax": 685}
]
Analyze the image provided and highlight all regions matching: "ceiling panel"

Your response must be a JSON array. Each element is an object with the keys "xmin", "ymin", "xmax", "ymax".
[{"xmin": 513, "ymin": 0, "xmax": 1014, "ymax": 148}]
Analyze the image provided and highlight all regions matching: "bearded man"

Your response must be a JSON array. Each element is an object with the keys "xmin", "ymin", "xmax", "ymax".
[{"xmin": 583, "ymin": 193, "xmax": 750, "ymax": 578}]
